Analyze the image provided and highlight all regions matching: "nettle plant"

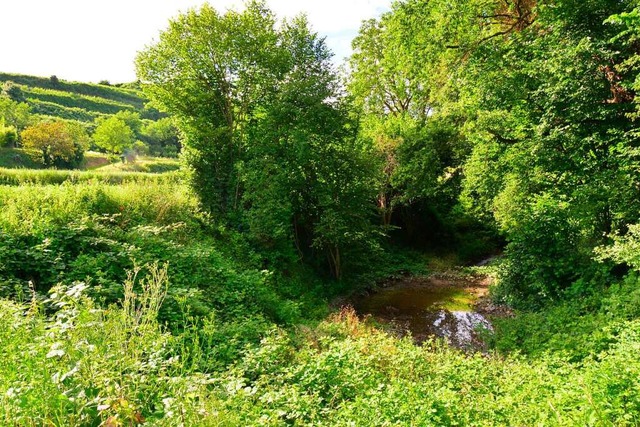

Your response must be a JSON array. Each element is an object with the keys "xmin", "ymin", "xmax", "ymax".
[{"xmin": 0, "ymin": 263, "xmax": 211, "ymax": 426}]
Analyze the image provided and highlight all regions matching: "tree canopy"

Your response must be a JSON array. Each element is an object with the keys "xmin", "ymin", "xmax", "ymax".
[
  {"xmin": 137, "ymin": 1, "xmax": 380, "ymax": 278},
  {"xmin": 21, "ymin": 120, "xmax": 88, "ymax": 168},
  {"xmin": 93, "ymin": 116, "xmax": 134, "ymax": 155}
]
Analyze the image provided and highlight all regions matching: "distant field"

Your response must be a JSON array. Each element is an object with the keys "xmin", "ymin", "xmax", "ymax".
[
  {"xmin": 0, "ymin": 148, "xmax": 181, "ymax": 180},
  {"xmin": 0, "ymin": 73, "xmax": 144, "ymax": 108}
]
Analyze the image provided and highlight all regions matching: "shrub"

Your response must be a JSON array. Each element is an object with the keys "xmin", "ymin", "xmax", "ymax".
[
  {"xmin": 20, "ymin": 121, "xmax": 88, "ymax": 168},
  {"xmin": 0, "ymin": 123, "xmax": 17, "ymax": 147}
]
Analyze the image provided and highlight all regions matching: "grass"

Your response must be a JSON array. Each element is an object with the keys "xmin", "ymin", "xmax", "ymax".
[
  {"xmin": 0, "ymin": 167, "xmax": 181, "ymax": 186},
  {"xmin": 2, "ymin": 293, "xmax": 640, "ymax": 425},
  {"xmin": 0, "ymin": 148, "xmax": 180, "ymax": 180},
  {"xmin": 0, "ymin": 147, "xmax": 41, "ymax": 169},
  {"xmin": 95, "ymin": 156, "xmax": 181, "ymax": 173},
  {"xmin": 81, "ymin": 151, "xmax": 111, "ymax": 169}
]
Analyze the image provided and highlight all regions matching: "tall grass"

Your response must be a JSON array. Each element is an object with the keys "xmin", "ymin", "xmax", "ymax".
[
  {"xmin": 0, "ymin": 167, "xmax": 181, "ymax": 186},
  {"xmin": 0, "ymin": 264, "xmax": 214, "ymax": 426},
  {"xmin": 0, "ymin": 180, "xmax": 195, "ymax": 233}
]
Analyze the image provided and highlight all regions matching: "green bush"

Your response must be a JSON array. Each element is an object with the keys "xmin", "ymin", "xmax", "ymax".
[{"xmin": 0, "ymin": 123, "xmax": 17, "ymax": 147}]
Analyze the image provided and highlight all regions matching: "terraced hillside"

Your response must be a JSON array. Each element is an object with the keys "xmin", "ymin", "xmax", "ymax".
[{"xmin": 0, "ymin": 72, "xmax": 161, "ymax": 129}]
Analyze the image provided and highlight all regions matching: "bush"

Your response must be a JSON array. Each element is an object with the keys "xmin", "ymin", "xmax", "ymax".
[
  {"xmin": 0, "ymin": 123, "xmax": 17, "ymax": 147},
  {"xmin": 1, "ymin": 81, "xmax": 25, "ymax": 102}
]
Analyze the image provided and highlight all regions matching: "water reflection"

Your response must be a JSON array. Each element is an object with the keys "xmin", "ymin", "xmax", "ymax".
[{"xmin": 354, "ymin": 276, "xmax": 492, "ymax": 349}]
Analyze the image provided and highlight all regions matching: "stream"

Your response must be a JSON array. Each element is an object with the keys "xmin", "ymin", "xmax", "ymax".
[{"xmin": 353, "ymin": 273, "xmax": 495, "ymax": 350}]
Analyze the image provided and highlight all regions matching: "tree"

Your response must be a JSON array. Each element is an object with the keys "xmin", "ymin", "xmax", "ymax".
[
  {"xmin": 0, "ymin": 94, "xmax": 31, "ymax": 131},
  {"xmin": 113, "ymin": 110, "xmax": 142, "ymax": 138},
  {"xmin": 348, "ymin": 0, "xmax": 471, "ymax": 237},
  {"xmin": 1, "ymin": 81, "xmax": 25, "ymax": 102},
  {"xmin": 451, "ymin": 0, "xmax": 640, "ymax": 304},
  {"xmin": 138, "ymin": 2, "xmax": 382, "ymax": 278},
  {"xmin": 93, "ymin": 116, "xmax": 134, "ymax": 154},
  {"xmin": 141, "ymin": 117, "xmax": 180, "ymax": 156},
  {"xmin": 136, "ymin": 1, "xmax": 284, "ymax": 215},
  {"xmin": 242, "ymin": 15, "xmax": 380, "ymax": 278},
  {"xmin": 21, "ymin": 121, "xmax": 88, "ymax": 168}
]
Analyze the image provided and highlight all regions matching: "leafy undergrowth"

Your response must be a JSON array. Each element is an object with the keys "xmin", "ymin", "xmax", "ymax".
[
  {"xmin": 2, "ymin": 179, "xmax": 640, "ymax": 425},
  {"xmin": 0, "ymin": 180, "xmax": 327, "ymax": 368},
  {"xmin": 490, "ymin": 272, "xmax": 640, "ymax": 362},
  {"xmin": 2, "ymin": 285, "xmax": 640, "ymax": 426}
]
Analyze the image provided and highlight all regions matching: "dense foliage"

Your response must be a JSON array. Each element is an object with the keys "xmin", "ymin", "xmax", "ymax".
[
  {"xmin": 349, "ymin": 0, "xmax": 640, "ymax": 306},
  {"xmin": 136, "ymin": 2, "xmax": 381, "ymax": 279},
  {"xmin": 3, "ymin": 0, "xmax": 640, "ymax": 425}
]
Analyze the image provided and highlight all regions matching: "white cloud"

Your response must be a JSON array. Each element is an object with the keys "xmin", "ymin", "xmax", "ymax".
[{"xmin": 0, "ymin": 0, "xmax": 389, "ymax": 83}]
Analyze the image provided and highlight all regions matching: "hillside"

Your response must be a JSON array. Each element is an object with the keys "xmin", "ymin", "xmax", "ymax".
[{"xmin": 0, "ymin": 72, "xmax": 161, "ymax": 129}]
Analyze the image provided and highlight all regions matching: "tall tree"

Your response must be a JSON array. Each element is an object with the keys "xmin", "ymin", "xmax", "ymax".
[
  {"xmin": 242, "ymin": 16, "xmax": 379, "ymax": 278},
  {"xmin": 348, "ymin": 0, "xmax": 472, "ymax": 233},
  {"xmin": 137, "ymin": 3, "xmax": 381, "ymax": 278},
  {"xmin": 136, "ymin": 1, "xmax": 283, "ymax": 215}
]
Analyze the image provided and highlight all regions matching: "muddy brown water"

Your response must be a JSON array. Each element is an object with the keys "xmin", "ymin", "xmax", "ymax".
[{"xmin": 353, "ymin": 274, "xmax": 493, "ymax": 350}]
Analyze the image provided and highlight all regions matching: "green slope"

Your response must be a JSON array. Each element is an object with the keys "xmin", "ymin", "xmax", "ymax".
[{"xmin": 0, "ymin": 72, "xmax": 160, "ymax": 124}]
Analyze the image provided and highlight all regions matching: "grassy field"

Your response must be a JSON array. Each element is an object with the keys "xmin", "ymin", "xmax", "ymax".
[{"xmin": 0, "ymin": 147, "xmax": 180, "ymax": 177}]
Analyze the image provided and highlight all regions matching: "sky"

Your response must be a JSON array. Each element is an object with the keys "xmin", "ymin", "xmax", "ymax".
[{"xmin": 0, "ymin": 0, "xmax": 390, "ymax": 83}]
